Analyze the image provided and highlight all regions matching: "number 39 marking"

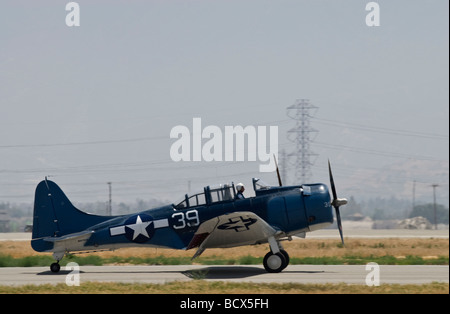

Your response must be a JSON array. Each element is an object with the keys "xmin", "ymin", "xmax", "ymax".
[{"xmin": 171, "ymin": 210, "xmax": 200, "ymax": 230}]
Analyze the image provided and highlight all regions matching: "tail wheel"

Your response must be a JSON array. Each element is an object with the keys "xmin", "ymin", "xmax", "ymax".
[
  {"xmin": 50, "ymin": 262, "xmax": 60, "ymax": 273},
  {"xmin": 263, "ymin": 252, "xmax": 286, "ymax": 273}
]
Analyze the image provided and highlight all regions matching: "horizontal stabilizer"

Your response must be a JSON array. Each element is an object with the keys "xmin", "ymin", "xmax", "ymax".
[
  {"xmin": 44, "ymin": 230, "xmax": 94, "ymax": 243},
  {"xmin": 41, "ymin": 230, "xmax": 94, "ymax": 254}
]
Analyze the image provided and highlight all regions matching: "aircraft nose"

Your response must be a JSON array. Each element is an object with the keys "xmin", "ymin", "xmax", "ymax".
[{"xmin": 302, "ymin": 184, "xmax": 334, "ymax": 231}]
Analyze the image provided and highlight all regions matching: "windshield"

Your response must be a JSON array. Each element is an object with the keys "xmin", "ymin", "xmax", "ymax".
[
  {"xmin": 253, "ymin": 178, "xmax": 271, "ymax": 190},
  {"xmin": 174, "ymin": 191, "xmax": 207, "ymax": 209},
  {"xmin": 209, "ymin": 184, "xmax": 234, "ymax": 202}
]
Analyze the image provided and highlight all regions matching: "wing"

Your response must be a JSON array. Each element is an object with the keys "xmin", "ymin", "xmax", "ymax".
[{"xmin": 187, "ymin": 211, "xmax": 277, "ymax": 259}]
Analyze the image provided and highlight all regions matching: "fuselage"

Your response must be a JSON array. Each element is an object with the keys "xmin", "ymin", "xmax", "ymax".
[
  {"xmin": 31, "ymin": 180, "xmax": 334, "ymax": 255},
  {"xmin": 78, "ymin": 184, "xmax": 333, "ymax": 252}
]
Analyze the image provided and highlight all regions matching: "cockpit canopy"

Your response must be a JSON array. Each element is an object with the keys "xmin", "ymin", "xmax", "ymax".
[
  {"xmin": 174, "ymin": 183, "xmax": 237, "ymax": 210},
  {"xmin": 173, "ymin": 178, "xmax": 286, "ymax": 209}
]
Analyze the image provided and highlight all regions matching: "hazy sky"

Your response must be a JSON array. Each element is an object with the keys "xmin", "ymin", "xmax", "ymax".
[{"xmin": 0, "ymin": 0, "xmax": 448, "ymax": 207}]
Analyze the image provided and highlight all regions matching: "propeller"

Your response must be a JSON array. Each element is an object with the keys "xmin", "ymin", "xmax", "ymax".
[
  {"xmin": 328, "ymin": 160, "xmax": 347, "ymax": 246},
  {"xmin": 273, "ymin": 154, "xmax": 282, "ymax": 187}
]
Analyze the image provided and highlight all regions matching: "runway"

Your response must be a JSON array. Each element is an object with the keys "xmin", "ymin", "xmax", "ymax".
[{"xmin": 0, "ymin": 265, "xmax": 448, "ymax": 286}]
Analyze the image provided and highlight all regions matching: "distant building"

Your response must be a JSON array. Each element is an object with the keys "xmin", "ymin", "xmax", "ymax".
[
  {"xmin": 397, "ymin": 216, "xmax": 432, "ymax": 230},
  {"xmin": 0, "ymin": 209, "xmax": 10, "ymax": 232}
]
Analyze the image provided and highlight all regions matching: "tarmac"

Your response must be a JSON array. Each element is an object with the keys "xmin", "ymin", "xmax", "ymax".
[{"xmin": 0, "ymin": 265, "xmax": 448, "ymax": 286}]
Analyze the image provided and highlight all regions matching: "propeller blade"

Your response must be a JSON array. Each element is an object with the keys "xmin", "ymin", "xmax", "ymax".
[
  {"xmin": 335, "ymin": 206, "xmax": 344, "ymax": 246},
  {"xmin": 274, "ymin": 154, "xmax": 282, "ymax": 187},
  {"xmin": 328, "ymin": 160, "xmax": 337, "ymax": 201},
  {"xmin": 328, "ymin": 160, "xmax": 345, "ymax": 246}
]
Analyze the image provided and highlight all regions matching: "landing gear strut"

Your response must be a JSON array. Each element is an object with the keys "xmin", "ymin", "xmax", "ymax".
[
  {"xmin": 50, "ymin": 252, "xmax": 64, "ymax": 273},
  {"xmin": 263, "ymin": 237, "xmax": 290, "ymax": 273}
]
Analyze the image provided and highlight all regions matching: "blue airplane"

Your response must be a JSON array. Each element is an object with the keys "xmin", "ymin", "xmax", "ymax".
[{"xmin": 31, "ymin": 161, "xmax": 347, "ymax": 273}]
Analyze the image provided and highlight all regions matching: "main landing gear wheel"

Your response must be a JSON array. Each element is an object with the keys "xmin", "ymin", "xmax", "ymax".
[
  {"xmin": 263, "ymin": 250, "xmax": 289, "ymax": 273},
  {"xmin": 50, "ymin": 262, "xmax": 61, "ymax": 273},
  {"xmin": 280, "ymin": 249, "xmax": 290, "ymax": 267}
]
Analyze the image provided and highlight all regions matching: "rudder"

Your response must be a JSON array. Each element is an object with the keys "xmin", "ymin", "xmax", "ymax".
[{"xmin": 31, "ymin": 179, "xmax": 111, "ymax": 252}]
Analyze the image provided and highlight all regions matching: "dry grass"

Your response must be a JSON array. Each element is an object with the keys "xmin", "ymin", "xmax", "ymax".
[
  {"xmin": 1, "ymin": 238, "xmax": 448, "ymax": 260},
  {"xmin": 1, "ymin": 281, "xmax": 448, "ymax": 294}
]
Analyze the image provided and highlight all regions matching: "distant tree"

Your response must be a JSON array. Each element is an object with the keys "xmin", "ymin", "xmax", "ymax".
[
  {"xmin": 410, "ymin": 203, "xmax": 449, "ymax": 224},
  {"xmin": 371, "ymin": 208, "xmax": 385, "ymax": 220},
  {"xmin": 117, "ymin": 202, "xmax": 131, "ymax": 215}
]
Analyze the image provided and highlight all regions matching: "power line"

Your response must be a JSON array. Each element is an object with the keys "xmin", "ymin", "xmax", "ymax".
[
  {"xmin": 0, "ymin": 135, "xmax": 166, "ymax": 149},
  {"xmin": 313, "ymin": 140, "xmax": 448, "ymax": 162},
  {"xmin": 1, "ymin": 115, "xmax": 447, "ymax": 150},
  {"xmin": 311, "ymin": 117, "xmax": 449, "ymax": 140}
]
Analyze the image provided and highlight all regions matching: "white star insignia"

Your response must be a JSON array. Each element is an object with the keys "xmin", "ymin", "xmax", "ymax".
[{"xmin": 126, "ymin": 215, "xmax": 153, "ymax": 240}]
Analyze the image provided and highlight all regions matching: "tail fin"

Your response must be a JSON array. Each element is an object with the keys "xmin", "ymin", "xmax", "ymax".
[{"xmin": 31, "ymin": 179, "xmax": 111, "ymax": 251}]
